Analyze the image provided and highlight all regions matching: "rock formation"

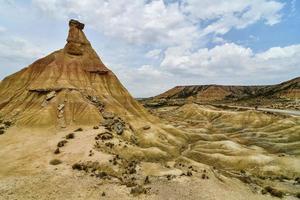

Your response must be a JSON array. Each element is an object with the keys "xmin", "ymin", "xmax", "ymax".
[{"xmin": 0, "ymin": 19, "xmax": 150, "ymax": 128}]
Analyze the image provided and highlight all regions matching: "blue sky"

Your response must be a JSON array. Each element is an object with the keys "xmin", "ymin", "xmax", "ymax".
[{"xmin": 0, "ymin": 0, "xmax": 299, "ymax": 97}]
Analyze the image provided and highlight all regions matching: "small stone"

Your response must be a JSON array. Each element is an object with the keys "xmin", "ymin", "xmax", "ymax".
[
  {"xmin": 102, "ymin": 192, "xmax": 106, "ymax": 196},
  {"xmin": 74, "ymin": 128, "xmax": 83, "ymax": 132},
  {"xmin": 102, "ymin": 112, "xmax": 115, "ymax": 119},
  {"xmin": 93, "ymin": 126, "xmax": 99, "ymax": 129},
  {"xmin": 57, "ymin": 103, "xmax": 65, "ymax": 111},
  {"xmin": 130, "ymin": 135, "xmax": 138, "ymax": 144},
  {"xmin": 46, "ymin": 91, "xmax": 56, "ymax": 101},
  {"xmin": 113, "ymin": 122, "xmax": 124, "ymax": 135}
]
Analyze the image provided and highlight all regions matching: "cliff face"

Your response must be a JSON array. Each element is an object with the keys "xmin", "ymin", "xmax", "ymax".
[{"xmin": 0, "ymin": 19, "xmax": 150, "ymax": 128}]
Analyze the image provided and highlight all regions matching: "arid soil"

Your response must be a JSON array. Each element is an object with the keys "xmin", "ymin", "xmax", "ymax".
[{"xmin": 0, "ymin": 104, "xmax": 300, "ymax": 200}]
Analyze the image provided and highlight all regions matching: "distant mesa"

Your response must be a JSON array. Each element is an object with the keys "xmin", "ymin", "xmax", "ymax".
[{"xmin": 142, "ymin": 77, "xmax": 300, "ymax": 109}]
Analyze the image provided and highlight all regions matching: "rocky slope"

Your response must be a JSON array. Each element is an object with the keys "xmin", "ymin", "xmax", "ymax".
[{"xmin": 0, "ymin": 19, "xmax": 152, "ymax": 128}]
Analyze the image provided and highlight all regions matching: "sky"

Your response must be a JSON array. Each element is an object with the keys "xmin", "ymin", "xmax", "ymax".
[{"xmin": 0, "ymin": 0, "xmax": 299, "ymax": 97}]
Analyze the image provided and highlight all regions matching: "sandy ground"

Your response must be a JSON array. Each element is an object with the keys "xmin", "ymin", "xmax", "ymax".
[
  {"xmin": 1, "ymin": 165, "xmax": 293, "ymax": 200},
  {"xmin": 0, "ymin": 107, "xmax": 299, "ymax": 200}
]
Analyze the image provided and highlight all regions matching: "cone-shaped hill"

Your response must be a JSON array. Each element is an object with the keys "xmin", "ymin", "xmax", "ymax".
[{"xmin": 0, "ymin": 19, "xmax": 152, "ymax": 128}]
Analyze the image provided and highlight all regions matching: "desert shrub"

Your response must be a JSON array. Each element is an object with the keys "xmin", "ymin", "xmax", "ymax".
[
  {"xmin": 72, "ymin": 163, "xmax": 82, "ymax": 170},
  {"xmin": 54, "ymin": 148, "xmax": 60, "ymax": 154},
  {"xmin": 50, "ymin": 159, "xmax": 62, "ymax": 165},
  {"xmin": 4, "ymin": 121, "xmax": 12, "ymax": 127},
  {"xmin": 57, "ymin": 140, "xmax": 68, "ymax": 147},
  {"xmin": 130, "ymin": 185, "xmax": 147, "ymax": 196},
  {"xmin": 144, "ymin": 176, "xmax": 150, "ymax": 184},
  {"xmin": 264, "ymin": 186, "xmax": 284, "ymax": 198},
  {"xmin": 66, "ymin": 133, "xmax": 74, "ymax": 139}
]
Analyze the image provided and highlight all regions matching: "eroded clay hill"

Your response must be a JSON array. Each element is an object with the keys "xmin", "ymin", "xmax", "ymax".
[{"xmin": 0, "ymin": 19, "xmax": 151, "ymax": 128}]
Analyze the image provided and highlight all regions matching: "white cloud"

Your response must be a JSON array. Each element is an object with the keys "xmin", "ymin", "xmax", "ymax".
[
  {"xmin": 161, "ymin": 43, "xmax": 300, "ymax": 78},
  {"xmin": 0, "ymin": 26, "xmax": 6, "ymax": 33},
  {"xmin": 145, "ymin": 49, "xmax": 162, "ymax": 59},
  {"xmin": 212, "ymin": 36, "xmax": 227, "ymax": 44},
  {"xmin": 291, "ymin": 0, "xmax": 296, "ymax": 15},
  {"xmin": 0, "ymin": 36, "xmax": 44, "ymax": 61},
  {"xmin": 0, "ymin": 30, "xmax": 47, "ymax": 81},
  {"xmin": 32, "ymin": 0, "xmax": 284, "ymax": 46},
  {"xmin": 112, "ymin": 63, "xmax": 174, "ymax": 97},
  {"xmin": 161, "ymin": 43, "xmax": 254, "ymax": 76},
  {"xmin": 32, "ymin": 0, "xmax": 199, "ymax": 48},
  {"xmin": 183, "ymin": 0, "xmax": 284, "ymax": 36}
]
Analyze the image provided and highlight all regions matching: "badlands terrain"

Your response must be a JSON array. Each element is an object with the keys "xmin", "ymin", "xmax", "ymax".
[
  {"xmin": 141, "ymin": 77, "xmax": 300, "ymax": 110},
  {"xmin": 0, "ymin": 20, "xmax": 299, "ymax": 200}
]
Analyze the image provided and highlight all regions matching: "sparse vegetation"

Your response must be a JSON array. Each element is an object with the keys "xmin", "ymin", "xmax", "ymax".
[
  {"xmin": 3, "ymin": 121, "xmax": 12, "ymax": 127},
  {"xmin": 72, "ymin": 163, "xmax": 82, "ymax": 170},
  {"xmin": 57, "ymin": 140, "xmax": 67, "ymax": 147},
  {"xmin": 144, "ymin": 176, "xmax": 150, "ymax": 184},
  {"xmin": 66, "ymin": 133, "xmax": 74, "ymax": 139},
  {"xmin": 95, "ymin": 132, "xmax": 113, "ymax": 140},
  {"xmin": 130, "ymin": 185, "xmax": 148, "ymax": 196},
  {"xmin": 74, "ymin": 128, "xmax": 83, "ymax": 132},
  {"xmin": 54, "ymin": 148, "xmax": 60, "ymax": 154},
  {"xmin": 49, "ymin": 159, "xmax": 62, "ymax": 165},
  {"xmin": 264, "ymin": 186, "xmax": 284, "ymax": 198}
]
